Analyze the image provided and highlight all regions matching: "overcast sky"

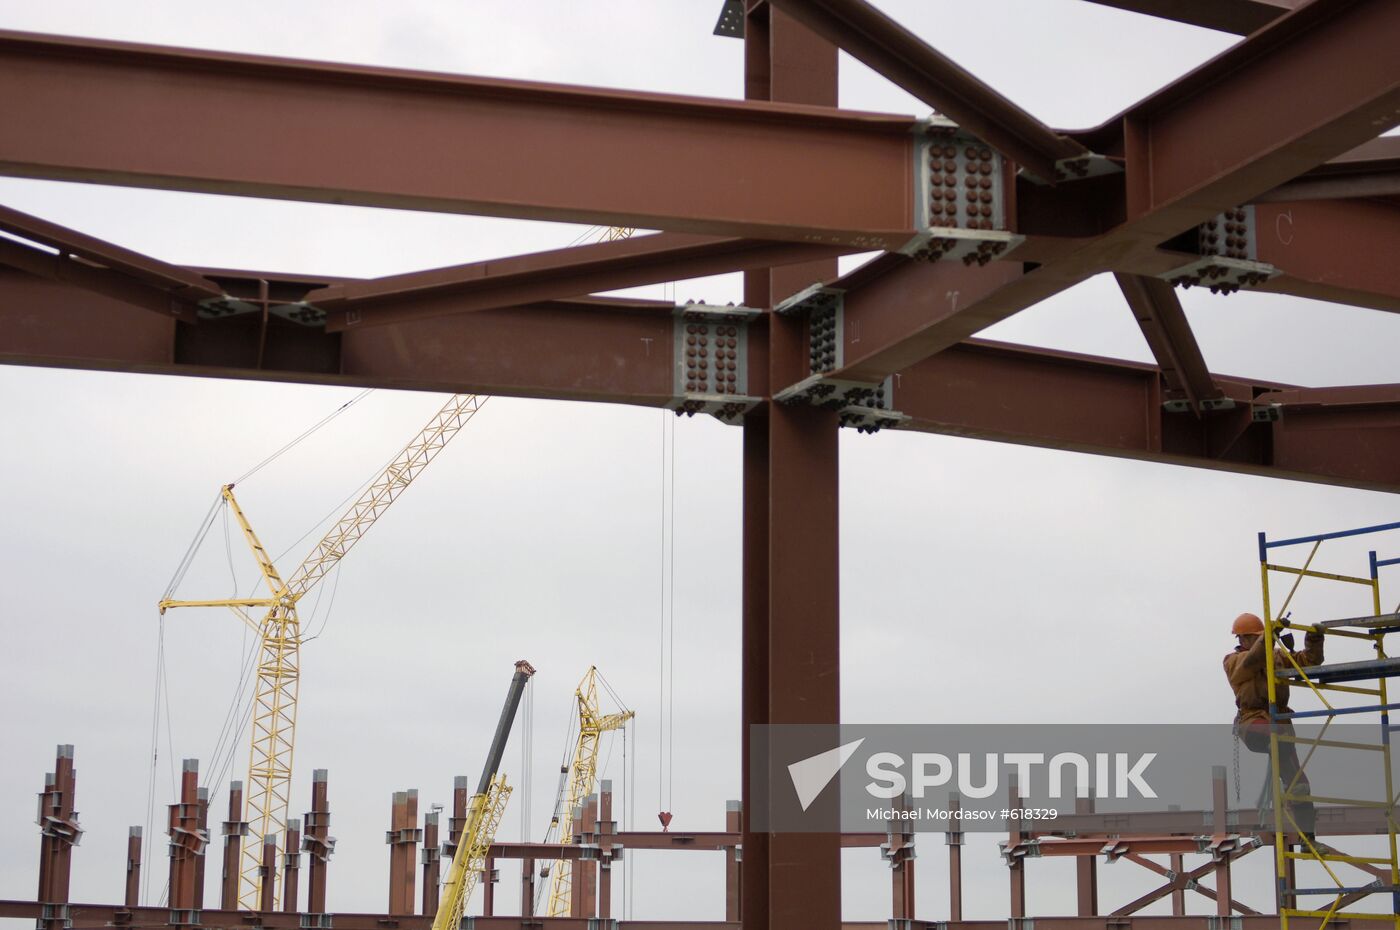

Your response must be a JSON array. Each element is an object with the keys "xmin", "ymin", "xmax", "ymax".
[{"xmin": 2, "ymin": 1, "xmax": 1399, "ymax": 924}]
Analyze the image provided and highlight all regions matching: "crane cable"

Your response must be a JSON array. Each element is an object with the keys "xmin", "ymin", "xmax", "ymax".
[{"xmin": 658, "ymin": 410, "xmax": 677, "ymax": 820}]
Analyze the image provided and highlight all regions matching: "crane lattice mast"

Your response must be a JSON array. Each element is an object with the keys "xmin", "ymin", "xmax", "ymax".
[
  {"xmin": 541, "ymin": 666, "xmax": 634, "ymax": 917},
  {"xmin": 159, "ymin": 393, "xmax": 487, "ymax": 909}
]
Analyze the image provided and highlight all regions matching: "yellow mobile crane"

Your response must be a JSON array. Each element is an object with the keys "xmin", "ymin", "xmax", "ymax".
[
  {"xmin": 159, "ymin": 393, "xmax": 488, "ymax": 909},
  {"xmin": 539, "ymin": 667, "xmax": 634, "ymax": 916},
  {"xmin": 432, "ymin": 660, "xmax": 536, "ymax": 930}
]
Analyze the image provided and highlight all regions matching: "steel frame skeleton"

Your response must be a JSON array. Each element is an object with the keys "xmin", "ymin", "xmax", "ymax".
[{"xmin": 3, "ymin": 0, "xmax": 1400, "ymax": 925}]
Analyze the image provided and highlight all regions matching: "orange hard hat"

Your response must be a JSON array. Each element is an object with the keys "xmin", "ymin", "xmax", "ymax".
[{"xmin": 1232, "ymin": 612, "xmax": 1264, "ymax": 635}]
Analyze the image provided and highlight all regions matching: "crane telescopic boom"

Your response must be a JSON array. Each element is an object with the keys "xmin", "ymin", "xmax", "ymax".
[
  {"xmin": 158, "ymin": 393, "xmax": 488, "ymax": 909},
  {"xmin": 432, "ymin": 660, "xmax": 536, "ymax": 930}
]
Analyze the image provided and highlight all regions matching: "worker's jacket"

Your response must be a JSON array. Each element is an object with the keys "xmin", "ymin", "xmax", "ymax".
[{"xmin": 1223, "ymin": 630, "xmax": 1325, "ymax": 726}]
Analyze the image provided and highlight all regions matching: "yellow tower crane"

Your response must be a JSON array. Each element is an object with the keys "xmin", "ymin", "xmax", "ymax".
[
  {"xmin": 158, "ymin": 393, "xmax": 488, "ymax": 909},
  {"xmin": 540, "ymin": 667, "xmax": 634, "ymax": 917}
]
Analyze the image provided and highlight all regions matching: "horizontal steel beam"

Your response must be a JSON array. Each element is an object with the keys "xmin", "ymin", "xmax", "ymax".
[
  {"xmin": 6, "ymin": 270, "xmax": 1397, "ymax": 493},
  {"xmin": 764, "ymin": 0, "xmax": 1084, "ymax": 180},
  {"xmin": 0, "ymin": 204, "xmax": 221, "ymax": 304},
  {"xmin": 0, "ymin": 30, "xmax": 921, "ymax": 248},
  {"xmin": 3, "ymin": 899, "xmax": 1397, "ymax": 929},
  {"xmin": 1253, "ymin": 198, "xmax": 1400, "ymax": 312},
  {"xmin": 0, "ymin": 268, "xmax": 680, "ymax": 405},
  {"xmin": 894, "ymin": 339, "xmax": 1400, "ymax": 494},
  {"xmin": 311, "ymin": 233, "xmax": 859, "ymax": 331},
  {"xmin": 1076, "ymin": 0, "xmax": 1299, "ymax": 35}
]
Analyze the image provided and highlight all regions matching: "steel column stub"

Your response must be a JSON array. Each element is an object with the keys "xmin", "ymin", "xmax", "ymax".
[
  {"xmin": 1161, "ymin": 206, "xmax": 1280, "ymax": 296},
  {"xmin": 667, "ymin": 302, "xmax": 760, "ymax": 424},
  {"xmin": 909, "ymin": 118, "xmax": 1025, "ymax": 266}
]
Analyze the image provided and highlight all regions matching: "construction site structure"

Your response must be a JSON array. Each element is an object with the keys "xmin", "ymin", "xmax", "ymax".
[
  {"xmin": 540, "ymin": 667, "xmax": 634, "ymax": 917},
  {"xmin": 1258, "ymin": 520, "xmax": 1400, "ymax": 926},
  {"xmin": 157, "ymin": 394, "xmax": 488, "ymax": 909}
]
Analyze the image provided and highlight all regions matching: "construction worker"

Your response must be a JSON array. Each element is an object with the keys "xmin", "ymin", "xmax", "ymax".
[{"xmin": 1224, "ymin": 611, "xmax": 1324, "ymax": 839}]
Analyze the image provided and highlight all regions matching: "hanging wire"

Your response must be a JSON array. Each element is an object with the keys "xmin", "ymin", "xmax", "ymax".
[
  {"xmin": 141, "ymin": 615, "xmax": 164, "ymax": 906},
  {"xmin": 233, "ymin": 389, "xmax": 372, "ymax": 485},
  {"xmin": 300, "ymin": 564, "xmax": 343, "ymax": 644},
  {"xmin": 667, "ymin": 415, "xmax": 676, "ymax": 812},
  {"xmin": 658, "ymin": 412, "xmax": 668, "ymax": 813},
  {"xmin": 162, "ymin": 493, "xmax": 224, "ymax": 600}
]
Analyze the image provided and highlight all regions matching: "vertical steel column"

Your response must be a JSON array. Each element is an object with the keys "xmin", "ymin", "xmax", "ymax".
[
  {"xmin": 221, "ymin": 782, "xmax": 247, "ymax": 911},
  {"xmin": 282, "ymin": 818, "xmax": 300, "ymax": 914},
  {"xmin": 303, "ymin": 770, "xmax": 330, "ymax": 916},
  {"xmin": 740, "ymin": 7, "xmax": 842, "ymax": 930},
  {"xmin": 1008, "ymin": 779, "xmax": 1025, "ymax": 922},
  {"xmin": 598, "ymin": 781, "xmax": 613, "ymax": 920},
  {"xmin": 1170, "ymin": 852, "xmax": 1186, "ymax": 915},
  {"xmin": 421, "ymin": 809, "xmax": 440, "ymax": 916},
  {"xmin": 520, "ymin": 857, "xmax": 535, "ymax": 919},
  {"xmin": 193, "ymin": 788, "xmax": 209, "ymax": 910},
  {"xmin": 259, "ymin": 834, "xmax": 277, "ymax": 913},
  {"xmin": 1075, "ymin": 797, "xmax": 1098, "ymax": 916},
  {"xmin": 573, "ymin": 795, "xmax": 598, "ymax": 918},
  {"xmin": 37, "ymin": 771, "xmax": 53, "ymax": 907},
  {"xmin": 946, "ymin": 794, "xmax": 963, "ymax": 923},
  {"xmin": 1212, "ymin": 766, "xmax": 1232, "ymax": 918},
  {"xmin": 725, "ymin": 800, "xmax": 742, "ymax": 921},
  {"xmin": 125, "ymin": 827, "xmax": 142, "ymax": 908},
  {"xmin": 888, "ymin": 794, "xmax": 915, "ymax": 921},
  {"xmin": 168, "ymin": 759, "xmax": 201, "ymax": 913},
  {"xmin": 37, "ymin": 745, "xmax": 79, "ymax": 930},
  {"xmin": 481, "ymin": 855, "xmax": 496, "ymax": 917},
  {"xmin": 404, "ymin": 790, "xmax": 418, "ymax": 913},
  {"xmin": 386, "ymin": 790, "xmax": 419, "ymax": 914}
]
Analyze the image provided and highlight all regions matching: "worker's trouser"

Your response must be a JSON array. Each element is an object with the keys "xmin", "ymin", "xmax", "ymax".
[{"xmin": 1240, "ymin": 718, "xmax": 1316, "ymax": 835}]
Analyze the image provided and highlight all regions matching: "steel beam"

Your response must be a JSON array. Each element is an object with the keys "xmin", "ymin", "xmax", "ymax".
[
  {"xmin": 0, "ymin": 203, "xmax": 221, "ymax": 304},
  {"xmin": 1114, "ymin": 272, "xmax": 1221, "ymax": 412},
  {"xmin": 763, "ymin": 0, "xmax": 1084, "ymax": 180},
  {"xmin": 741, "ymin": 9, "xmax": 842, "ymax": 930},
  {"xmin": 0, "ymin": 29, "xmax": 920, "ymax": 248},
  {"xmin": 1253, "ymin": 198, "xmax": 1400, "ymax": 312},
  {"xmin": 1076, "ymin": 0, "xmax": 1299, "ymax": 35},
  {"xmin": 893, "ymin": 339, "xmax": 1400, "ymax": 494},
  {"xmin": 832, "ymin": 0, "xmax": 1400, "ymax": 380},
  {"xmin": 310, "ymin": 233, "xmax": 858, "ymax": 332},
  {"xmin": 1113, "ymin": 0, "xmax": 1400, "ymax": 231},
  {"xmin": 303, "ymin": 770, "xmax": 330, "ymax": 916},
  {"xmin": 1254, "ymin": 136, "xmax": 1400, "ymax": 203}
]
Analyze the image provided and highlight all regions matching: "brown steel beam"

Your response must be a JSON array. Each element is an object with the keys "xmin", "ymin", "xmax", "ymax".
[
  {"xmin": 0, "ymin": 29, "xmax": 920, "ymax": 248},
  {"xmin": 221, "ymin": 782, "xmax": 246, "ymax": 911},
  {"xmin": 282, "ymin": 819, "xmax": 300, "ymax": 915},
  {"xmin": 310, "ymin": 233, "xmax": 858, "ymax": 332},
  {"xmin": 763, "ymin": 0, "xmax": 1084, "ymax": 180},
  {"xmin": 0, "ymin": 203, "xmax": 221, "ymax": 302},
  {"xmin": 1253, "ymin": 198, "xmax": 1400, "ymax": 312},
  {"xmin": 303, "ymin": 770, "xmax": 330, "ymax": 916},
  {"xmin": 124, "ymin": 828, "xmax": 141, "ymax": 909},
  {"xmin": 0, "ymin": 234, "xmax": 200, "ymax": 322},
  {"xmin": 1076, "ymin": 0, "xmax": 1299, "ymax": 35},
  {"xmin": 1114, "ymin": 272, "xmax": 1221, "ymax": 412},
  {"xmin": 1255, "ymin": 135, "xmax": 1400, "ymax": 203},
  {"xmin": 9, "ymin": 897, "xmax": 1400, "ymax": 930},
  {"xmin": 1113, "ymin": 0, "xmax": 1400, "ymax": 227},
  {"xmin": 742, "ymin": 10, "xmax": 842, "ymax": 930},
  {"xmin": 893, "ymin": 339, "xmax": 1400, "ymax": 494},
  {"xmin": 830, "ymin": 0, "xmax": 1400, "ymax": 381}
]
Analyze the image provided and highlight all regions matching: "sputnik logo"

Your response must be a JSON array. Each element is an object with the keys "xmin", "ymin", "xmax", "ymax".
[{"xmin": 788, "ymin": 738, "xmax": 865, "ymax": 811}]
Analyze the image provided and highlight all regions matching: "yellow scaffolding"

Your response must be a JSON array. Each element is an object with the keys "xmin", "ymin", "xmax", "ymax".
[{"xmin": 1258, "ymin": 520, "xmax": 1400, "ymax": 927}]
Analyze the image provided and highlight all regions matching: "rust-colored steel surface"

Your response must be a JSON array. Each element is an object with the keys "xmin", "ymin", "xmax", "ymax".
[
  {"xmin": 2, "ymin": 0, "xmax": 1400, "ymax": 925},
  {"xmin": 0, "ymin": 30, "xmax": 921, "ymax": 247}
]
